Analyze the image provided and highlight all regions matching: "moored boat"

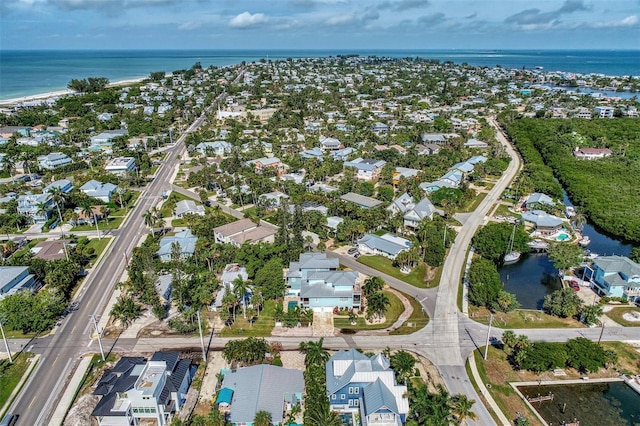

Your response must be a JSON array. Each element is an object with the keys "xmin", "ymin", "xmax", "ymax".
[{"xmin": 579, "ymin": 235, "xmax": 591, "ymax": 247}]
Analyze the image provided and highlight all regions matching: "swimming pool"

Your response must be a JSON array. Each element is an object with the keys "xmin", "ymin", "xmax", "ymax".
[{"xmin": 556, "ymin": 233, "xmax": 570, "ymax": 241}]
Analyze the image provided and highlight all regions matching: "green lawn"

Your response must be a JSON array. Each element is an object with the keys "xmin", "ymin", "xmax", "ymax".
[
  {"xmin": 220, "ymin": 300, "xmax": 276, "ymax": 337},
  {"xmin": 357, "ymin": 255, "xmax": 435, "ymax": 288},
  {"xmin": 171, "ymin": 218, "xmax": 187, "ymax": 227},
  {"xmin": 493, "ymin": 203, "xmax": 521, "ymax": 218},
  {"xmin": 71, "ymin": 216, "xmax": 124, "ymax": 232},
  {"xmin": 463, "ymin": 192, "xmax": 488, "ymax": 213},
  {"xmin": 0, "ymin": 353, "xmax": 36, "ymax": 410},
  {"xmin": 10, "ymin": 238, "xmax": 46, "ymax": 258},
  {"xmin": 390, "ymin": 290, "xmax": 430, "ymax": 335},
  {"xmin": 159, "ymin": 192, "xmax": 199, "ymax": 218},
  {"xmin": 335, "ymin": 290, "xmax": 403, "ymax": 330},
  {"xmin": 604, "ymin": 306, "xmax": 640, "ymax": 327},
  {"xmin": 85, "ymin": 237, "xmax": 112, "ymax": 264},
  {"xmin": 469, "ymin": 306, "xmax": 584, "ymax": 328}
]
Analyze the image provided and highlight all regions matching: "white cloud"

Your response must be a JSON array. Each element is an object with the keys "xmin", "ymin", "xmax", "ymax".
[
  {"xmin": 592, "ymin": 15, "xmax": 638, "ymax": 28},
  {"xmin": 229, "ymin": 11, "xmax": 268, "ymax": 28},
  {"xmin": 325, "ymin": 13, "xmax": 356, "ymax": 25}
]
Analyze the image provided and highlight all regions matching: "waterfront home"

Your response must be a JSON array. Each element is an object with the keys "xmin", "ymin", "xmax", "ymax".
[
  {"xmin": 213, "ymin": 218, "xmax": 276, "ymax": 247},
  {"xmin": 105, "ymin": 157, "xmax": 136, "ymax": 175},
  {"xmin": 325, "ymin": 349, "xmax": 409, "ymax": 424},
  {"xmin": 357, "ymin": 233, "xmax": 410, "ymax": 259},
  {"xmin": 38, "ymin": 152, "xmax": 72, "ymax": 170},
  {"xmin": 17, "ymin": 193, "xmax": 53, "ymax": 223},
  {"xmin": 219, "ymin": 365, "xmax": 304, "ymax": 426},
  {"xmin": 341, "ymin": 192, "xmax": 383, "ymax": 209},
  {"xmin": 585, "ymin": 256, "xmax": 640, "ymax": 302},
  {"xmin": 44, "ymin": 179, "xmax": 74, "ymax": 194},
  {"xmin": 80, "ymin": 180, "xmax": 118, "ymax": 203},
  {"xmin": 157, "ymin": 230, "xmax": 198, "ymax": 261},
  {"xmin": 343, "ymin": 158, "xmax": 387, "ymax": 181},
  {"xmin": 573, "ymin": 147, "xmax": 613, "ymax": 160},
  {"xmin": 174, "ymin": 200, "xmax": 205, "ymax": 218},
  {"xmin": 523, "ymin": 192, "xmax": 555, "ymax": 209},
  {"xmin": 92, "ymin": 352, "xmax": 193, "ymax": 426},
  {"xmin": 521, "ymin": 210, "xmax": 565, "ymax": 237},
  {"xmin": 0, "ymin": 266, "xmax": 37, "ymax": 300}
]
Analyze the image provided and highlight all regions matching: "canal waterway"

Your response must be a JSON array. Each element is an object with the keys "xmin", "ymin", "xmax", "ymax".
[
  {"xmin": 499, "ymin": 189, "xmax": 632, "ymax": 308},
  {"xmin": 519, "ymin": 382, "xmax": 640, "ymax": 426}
]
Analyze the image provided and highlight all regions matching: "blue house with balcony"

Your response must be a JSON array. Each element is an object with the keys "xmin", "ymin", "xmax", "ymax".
[
  {"xmin": 585, "ymin": 255, "xmax": 640, "ymax": 302},
  {"xmin": 326, "ymin": 349, "xmax": 409, "ymax": 425},
  {"xmin": 287, "ymin": 253, "xmax": 361, "ymax": 310}
]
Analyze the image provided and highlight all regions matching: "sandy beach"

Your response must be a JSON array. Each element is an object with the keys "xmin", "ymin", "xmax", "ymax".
[{"xmin": 0, "ymin": 77, "xmax": 147, "ymax": 107}]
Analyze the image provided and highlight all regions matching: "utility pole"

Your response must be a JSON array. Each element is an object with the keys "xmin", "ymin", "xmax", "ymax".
[
  {"xmin": 598, "ymin": 321, "xmax": 605, "ymax": 345},
  {"xmin": 196, "ymin": 310, "xmax": 207, "ymax": 362},
  {"xmin": 90, "ymin": 315, "xmax": 105, "ymax": 361},
  {"xmin": 0, "ymin": 318, "xmax": 12, "ymax": 363},
  {"xmin": 484, "ymin": 313, "xmax": 493, "ymax": 360}
]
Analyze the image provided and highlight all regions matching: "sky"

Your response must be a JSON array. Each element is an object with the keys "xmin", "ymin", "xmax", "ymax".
[{"xmin": 1, "ymin": 0, "xmax": 639, "ymax": 50}]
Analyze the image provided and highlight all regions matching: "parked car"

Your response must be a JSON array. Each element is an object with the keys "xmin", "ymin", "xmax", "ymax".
[
  {"xmin": 347, "ymin": 247, "xmax": 358, "ymax": 255},
  {"xmin": 568, "ymin": 280, "xmax": 580, "ymax": 291},
  {"xmin": 354, "ymin": 252, "xmax": 361, "ymax": 259},
  {"xmin": 0, "ymin": 413, "xmax": 18, "ymax": 426}
]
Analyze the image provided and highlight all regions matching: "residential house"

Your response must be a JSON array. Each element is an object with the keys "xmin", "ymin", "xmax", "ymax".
[
  {"xmin": 246, "ymin": 157, "xmax": 284, "ymax": 175},
  {"xmin": 31, "ymin": 239, "xmax": 72, "ymax": 261},
  {"xmin": 0, "ymin": 266, "xmax": 37, "ymax": 300},
  {"xmin": 343, "ymin": 158, "xmax": 387, "ymax": 181},
  {"xmin": 585, "ymin": 256, "xmax": 640, "ymax": 302},
  {"xmin": 44, "ymin": 179, "xmax": 74, "ymax": 194},
  {"xmin": 325, "ymin": 349, "xmax": 409, "ymax": 424},
  {"xmin": 523, "ymin": 193, "xmax": 554, "ymax": 210},
  {"xmin": 387, "ymin": 193, "xmax": 415, "ymax": 216},
  {"xmin": 326, "ymin": 216, "xmax": 344, "ymax": 233},
  {"xmin": 105, "ymin": 157, "xmax": 136, "ymax": 175},
  {"xmin": 214, "ymin": 264, "xmax": 249, "ymax": 309},
  {"xmin": 92, "ymin": 352, "xmax": 193, "ymax": 426},
  {"xmin": 287, "ymin": 252, "xmax": 361, "ymax": 310},
  {"xmin": 341, "ymin": 193, "xmax": 383, "ymax": 209},
  {"xmin": 393, "ymin": 167, "xmax": 420, "ymax": 185},
  {"xmin": 403, "ymin": 198, "xmax": 436, "ymax": 228},
  {"xmin": 419, "ymin": 178, "xmax": 453, "ymax": 192},
  {"xmin": 219, "ymin": 365, "xmax": 304, "ymax": 426},
  {"xmin": 420, "ymin": 133, "xmax": 446, "ymax": 145},
  {"xmin": 157, "ymin": 230, "xmax": 198, "ymax": 261},
  {"xmin": 90, "ymin": 129, "xmax": 128, "ymax": 147},
  {"xmin": 573, "ymin": 147, "xmax": 612, "ymax": 160},
  {"xmin": 213, "ymin": 218, "xmax": 276, "ymax": 247},
  {"xmin": 371, "ymin": 122, "xmax": 389, "ymax": 134},
  {"xmin": 195, "ymin": 141, "xmax": 233, "ymax": 157},
  {"xmin": 594, "ymin": 106, "xmax": 615, "ymax": 118},
  {"xmin": 416, "ymin": 144, "xmax": 441, "ymax": 156},
  {"xmin": 320, "ymin": 136, "xmax": 343, "ymax": 151},
  {"xmin": 332, "ymin": 147, "xmax": 354, "ymax": 162},
  {"xmin": 156, "ymin": 275, "xmax": 172, "ymax": 307},
  {"xmin": 299, "ymin": 147, "xmax": 324, "ymax": 161},
  {"xmin": 357, "ymin": 234, "xmax": 411, "ymax": 259},
  {"xmin": 174, "ymin": 200, "xmax": 205, "ymax": 218},
  {"xmin": 38, "ymin": 152, "xmax": 72, "ymax": 170},
  {"xmin": 80, "ymin": 180, "xmax": 118, "ymax": 203},
  {"xmin": 450, "ymin": 161, "xmax": 475, "ymax": 174},
  {"xmin": 521, "ymin": 210, "xmax": 565, "ymax": 237},
  {"xmin": 259, "ymin": 191, "xmax": 289, "ymax": 209},
  {"xmin": 17, "ymin": 193, "xmax": 53, "ymax": 223},
  {"xmin": 464, "ymin": 138, "xmax": 489, "ymax": 149},
  {"xmin": 309, "ymin": 183, "xmax": 339, "ymax": 194}
]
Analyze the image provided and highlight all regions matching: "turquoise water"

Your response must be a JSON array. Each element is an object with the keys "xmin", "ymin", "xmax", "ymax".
[
  {"xmin": 1, "ymin": 49, "xmax": 639, "ymax": 99},
  {"xmin": 556, "ymin": 233, "xmax": 570, "ymax": 241}
]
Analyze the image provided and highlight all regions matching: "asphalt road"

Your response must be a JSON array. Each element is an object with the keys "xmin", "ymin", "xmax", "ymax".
[{"xmin": 6, "ymin": 112, "xmax": 206, "ymax": 425}]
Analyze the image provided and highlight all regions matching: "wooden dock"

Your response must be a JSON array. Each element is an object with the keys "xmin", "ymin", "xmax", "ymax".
[{"xmin": 527, "ymin": 392, "xmax": 554, "ymax": 403}]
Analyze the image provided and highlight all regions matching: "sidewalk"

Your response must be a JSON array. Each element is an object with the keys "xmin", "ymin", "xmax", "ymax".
[
  {"xmin": 0, "ymin": 354, "xmax": 40, "ymax": 420},
  {"xmin": 48, "ymin": 355, "xmax": 93, "ymax": 426}
]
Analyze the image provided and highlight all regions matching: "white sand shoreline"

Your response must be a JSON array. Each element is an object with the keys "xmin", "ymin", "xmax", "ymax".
[{"xmin": 0, "ymin": 77, "xmax": 147, "ymax": 106}]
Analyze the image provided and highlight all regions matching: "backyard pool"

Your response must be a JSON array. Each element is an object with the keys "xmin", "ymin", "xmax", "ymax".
[{"xmin": 556, "ymin": 232, "xmax": 570, "ymax": 241}]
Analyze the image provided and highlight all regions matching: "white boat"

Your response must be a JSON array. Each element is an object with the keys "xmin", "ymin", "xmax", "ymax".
[
  {"xmin": 504, "ymin": 251, "xmax": 521, "ymax": 264},
  {"xmin": 579, "ymin": 236, "xmax": 591, "ymax": 247},
  {"xmin": 504, "ymin": 224, "xmax": 521, "ymax": 264}
]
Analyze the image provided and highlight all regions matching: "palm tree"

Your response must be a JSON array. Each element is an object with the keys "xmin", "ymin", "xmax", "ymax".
[
  {"xmin": 363, "ymin": 276, "xmax": 385, "ymax": 298},
  {"xmin": 298, "ymin": 338, "xmax": 330, "ymax": 368},
  {"xmin": 48, "ymin": 187, "xmax": 66, "ymax": 237},
  {"xmin": 449, "ymin": 394, "xmax": 477, "ymax": 425},
  {"xmin": 233, "ymin": 276, "xmax": 251, "ymax": 319},
  {"xmin": 143, "ymin": 208, "xmax": 158, "ymax": 235},
  {"xmin": 305, "ymin": 403, "xmax": 342, "ymax": 426},
  {"xmin": 390, "ymin": 350, "xmax": 416, "ymax": 384},
  {"xmin": 367, "ymin": 292, "xmax": 390, "ymax": 320},
  {"xmin": 253, "ymin": 410, "xmax": 272, "ymax": 426},
  {"xmin": 572, "ymin": 212, "xmax": 587, "ymax": 230},
  {"xmin": 222, "ymin": 284, "xmax": 239, "ymax": 322}
]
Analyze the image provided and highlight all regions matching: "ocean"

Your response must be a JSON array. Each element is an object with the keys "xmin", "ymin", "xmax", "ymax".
[{"xmin": 1, "ymin": 49, "xmax": 638, "ymax": 100}]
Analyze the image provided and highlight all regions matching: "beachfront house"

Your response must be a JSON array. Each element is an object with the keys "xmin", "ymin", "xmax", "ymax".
[
  {"xmin": 585, "ymin": 256, "xmax": 640, "ymax": 303},
  {"xmin": 325, "ymin": 349, "xmax": 409, "ymax": 424}
]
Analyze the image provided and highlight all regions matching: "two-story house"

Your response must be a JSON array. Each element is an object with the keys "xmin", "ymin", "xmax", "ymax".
[
  {"xmin": 38, "ymin": 152, "xmax": 72, "ymax": 170},
  {"xmin": 326, "ymin": 349, "xmax": 409, "ymax": 425},
  {"xmin": 195, "ymin": 141, "xmax": 233, "ymax": 157},
  {"xmin": 585, "ymin": 256, "xmax": 640, "ymax": 303},
  {"xmin": 343, "ymin": 158, "xmax": 387, "ymax": 181},
  {"xmin": 92, "ymin": 352, "xmax": 193, "ymax": 426},
  {"xmin": 105, "ymin": 157, "xmax": 136, "ymax": 175},
  {"xmin": 156, "ymin": 230, "xmax": 198, "ymax": 261},
  {"xmin": 17, "ymin": 193, "xmax": 53, "ymax": 223},
  {"xmin": 80, "ymin": 180, "xmax": 119, "ymax": 203},
  {"xmin": 287, "ymin": 252, "xmax": 361, "ymax": 310}
]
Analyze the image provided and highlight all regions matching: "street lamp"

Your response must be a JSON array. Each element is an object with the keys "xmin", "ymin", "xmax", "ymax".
[{"xmin": 0, "ymin": 317, "xmax": 13, "ymax": 363}]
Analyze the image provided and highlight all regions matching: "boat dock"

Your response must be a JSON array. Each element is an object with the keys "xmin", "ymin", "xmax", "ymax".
[{"xmin": 527, "ymin": 392, "xmax": 554, "ymax": 403}]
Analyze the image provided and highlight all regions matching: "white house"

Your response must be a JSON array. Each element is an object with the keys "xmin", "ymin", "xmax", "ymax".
[
  {"xmin": 195, "ymin": 141, "xmax": 233, "ymax": 157},
  {"xmin": 38, "ymin": 152, "xmax": 72, "ymax": 170},
  {"xmin": 105, "ymin": 157, "xmax": 136, "ymax": 175},
  {"xmin": 174, "ymin": 200, "xmax": 205, "ymax": 218},
  {"xmin": 343, "ymin": 158, "xmax": 387, "ymax": 181}
]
